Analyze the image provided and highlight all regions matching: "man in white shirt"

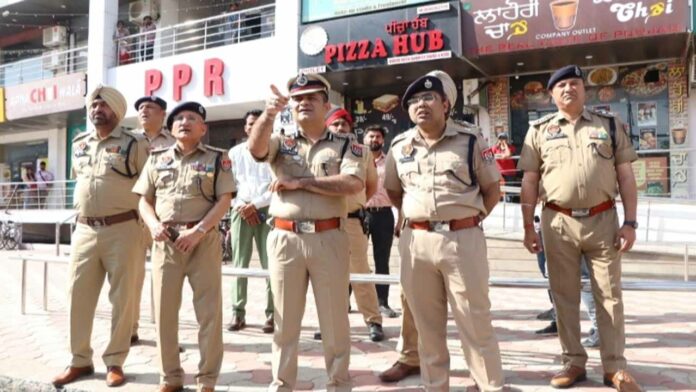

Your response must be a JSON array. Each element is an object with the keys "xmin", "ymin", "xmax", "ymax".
[
  {"xmin": 36, "ymin": 161, "xmax": 55, "ymax": 208},
  {"xmin": 227, "ymin": 109, "xmax": 275, "ymax": 333}
]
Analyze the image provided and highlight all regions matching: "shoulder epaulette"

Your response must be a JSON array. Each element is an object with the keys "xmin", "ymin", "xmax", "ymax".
[
  {"xmin": 390, "ymin": 129, "xmax": 413, "ymax": 148},
  {"xmin": 530, "ymin": 112, "xmax": 556, "ymax": 127},
  {"xmin": 450, "ymin": 120, "xmax": 480, "ymax": 136},
  {"xmin": 72, "ymin": 130, "xmax": 91, "ymax": 143},
  {"xmin": 204, "ymin": 144, "xmax": 227, "ymax": 154},
  {"xmin": 150, "ymin": 146, "xmax": 170, "ymax": 154},
  {"xmin": 122, "ymin": 129, "xmax": 140, "ymax": 139},
  {"xmin": 589, "ymin": 109, "xmax": 616, "ymax": 119}
]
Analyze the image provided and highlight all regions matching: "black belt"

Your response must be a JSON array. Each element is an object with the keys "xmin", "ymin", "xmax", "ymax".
[{"xmin": 365, "ymin": 206, "xmax": 391, "ymax": 213}]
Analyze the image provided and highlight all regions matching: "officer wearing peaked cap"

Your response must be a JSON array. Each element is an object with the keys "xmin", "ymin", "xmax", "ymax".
[
  {"xmin": 248, "ymin": 74, "xmax": 366, "ymax": 392},
  {"xmin": 52, "ymin": 85, "xmax": 149, "ymax": 388},
  {"xmin": 133, "ymin": 101, "xmax": 236, "ymax": 392},
  {"xmin": 383, "ymin": 70, "xmax": 505, "ymax": 391},
  {"xmin": 130, "ymin": 94, "xmax": 175, "ymax": 345},
  {"xmin": 518, "ymin": 64, "xmax": 642, "ymax": 391}
]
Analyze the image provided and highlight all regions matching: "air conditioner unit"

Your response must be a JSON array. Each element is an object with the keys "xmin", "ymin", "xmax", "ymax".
[
  {"xmin": 462, "ymin": 78, "xmax": 480, "ymax": 106},
  {"xmin": 129, "ymin": 0, "xmax": 159, "ymax": 23},
  {"xmin": 690, "ymin": 55, "xmax": 696, "ymax": 89},
  {"xmin": 42, "ymin": 26, "xmax": 67, "ymax": 47},
  {"xmin": 42, "ymin": 49, "xmax": 67, "ymax": 70}
]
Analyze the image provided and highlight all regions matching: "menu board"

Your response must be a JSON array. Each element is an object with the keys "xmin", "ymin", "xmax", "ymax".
[{"xmin": 632, "ymin": 156, "xmax": 669, "ymax": 197}]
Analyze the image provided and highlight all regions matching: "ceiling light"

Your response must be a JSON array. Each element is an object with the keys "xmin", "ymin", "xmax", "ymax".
[
  {"xmin": 516, "ymin": 62, "xmax": 524, "ymax": 66},
  {"xmin": 342, "ymin": 82, "xmax": 349, "ymax": 85},
  {"xmin": 396, "ymin": 75, "xmax": 403, "ymax": 80},
  {"xmin": 585, "ymin": 55, "xmax": 593, "ymax": 60}
]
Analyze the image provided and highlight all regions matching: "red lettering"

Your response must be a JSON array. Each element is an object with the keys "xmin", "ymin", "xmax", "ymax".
[
  {"xmin": 428, "ymin": 30, "xmax": 444, "ymax": 51},
  {"xmin": 346, "ymin": 41, "xmax": 358, "ymax": 61},
  {"xmin": 204, "ymin": 58, "xmax": 225, "ymax": 97},
  {"xmin": 410, "ymin": 32, "xmax": 426, "ymax": 53},
  {"xmin": 172, "ymin": 64, "xmax": 192, "ymax": 101},
  {"xmin": 357, "ymin": 40, "xmax": 370, "ymax": 60},
  {"xmin": 337, "ymin": 43, "xmax": 346, "ymax": 62},
  {"xmin": 393, "ymin": 34, "xmax": 409, "ymax": 56},
  {"xmin": 372, "ymin": 38, "xmax": 388, "ymax": 58},
  {"xmin": 324, "ymin": 44, "xmax": 337, "ymax": 64},
  {"xmin": 145, "ymin": 69, "xmax": 163, "ymax": 95}
]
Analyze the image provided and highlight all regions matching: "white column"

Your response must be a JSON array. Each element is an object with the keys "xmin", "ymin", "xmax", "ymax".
[{"xmin": 87, "ymin": 1, "xmax": 119, "ymax": 91}]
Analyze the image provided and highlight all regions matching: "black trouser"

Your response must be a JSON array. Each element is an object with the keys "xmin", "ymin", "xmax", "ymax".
[{"xmin": 366, "ymin": 207, "xmax": 394, "ymax": 307}]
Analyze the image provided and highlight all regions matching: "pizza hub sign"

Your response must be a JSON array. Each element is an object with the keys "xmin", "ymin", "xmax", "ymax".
[{"xmin": 324, "ymin": 16, "xmax": 445, "ymax": 65}]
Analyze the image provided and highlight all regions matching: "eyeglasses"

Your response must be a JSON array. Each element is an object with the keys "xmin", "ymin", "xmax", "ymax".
[
  {"xmin": 173, "ymin": 114, "xmax": 203, "ymax": 124},
  {"xmin": 406, "ymin": 93, "xmax": 436, "ymax": 107}
]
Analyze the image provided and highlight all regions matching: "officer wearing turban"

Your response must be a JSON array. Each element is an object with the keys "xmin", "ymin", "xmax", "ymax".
[{"xmin": 52, "ymin": 85, "xmax": 149, "ymax": 388}]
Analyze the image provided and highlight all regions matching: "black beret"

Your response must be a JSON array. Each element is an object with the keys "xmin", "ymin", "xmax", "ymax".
[
  {"xmin": 166, "ymin": 101, "xmax": 206, "ymax": 130},
  {"xmin": 547, "ymin": 65, "xmax": 584, "ymax": 90},
  {"xmin": 401, "ymin": 75, "xmax": 445, "ymax": 110},
  {"xmin": 134, "ymin": 95, "xmax": 167, "ymax": 111}
]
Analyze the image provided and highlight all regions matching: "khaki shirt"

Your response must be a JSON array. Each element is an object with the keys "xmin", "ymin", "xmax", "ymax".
[
  {"xmin": 132, "ymin": 143, "xmax": 237, "ymax": 223},
  {"xmin": 346, "ymin": 144, "xmax": 377, "ymax": 212},
  {"xmin": 383, "ymin": 120, "xmax": 500, "ymax": 221},
  {"xmin": 518, "ymin": 109, "xmax": 637, "ymax": 208},
  {"xmin": 135, "ymin": 127, "xmax": 176, "ymax": 151},
  {"xmin": 258, "ymin": 129, "xmax": 365, "ymax": 220},
  {"xmin": 71, "ymin": 127, "xmax": 149, "ymax": 217}
]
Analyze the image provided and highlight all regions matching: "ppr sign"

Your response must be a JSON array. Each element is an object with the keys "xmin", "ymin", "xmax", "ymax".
[{"xmin": 144, "ymin": 58, "xmax": 225, "ymax": 101}]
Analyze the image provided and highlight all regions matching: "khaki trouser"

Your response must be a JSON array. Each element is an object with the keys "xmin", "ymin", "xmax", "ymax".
[
  {"xmin": 397, "ymin": 291, "xmax": 420, "ymax": 367},
  {"xmin": 68, "ymin": 219, "xmax": 143, "ymax": 367},
  {"xmin": 345, "ymin": 218, "xmax": 382, "ymax": 326},
  {"xmin": 151, "ymin": 229, "xmax": 223, "ymax": 388},
  {"xmin": 541, "ymin": 208, "xmax": 626, "ymax": 373},
  {"xmin": 268, "ymin": 228, "xmax": 352, "ymax": 392},
  {"xmin": 400, "ymin": 226, "xmax": 504, "ymax": 392},
  {"xmin": 132, "ymin": 224, "xmax": 152, "ymax": 335}
]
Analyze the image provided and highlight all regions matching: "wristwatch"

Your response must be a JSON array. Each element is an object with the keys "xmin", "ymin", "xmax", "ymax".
[
  {"xmin": 623, "ymin": 220, "xmax": 638, "ymax": 229},
  {"xmin": 196, "ymin": 226, "xmax": 208, "ymax": 234}
]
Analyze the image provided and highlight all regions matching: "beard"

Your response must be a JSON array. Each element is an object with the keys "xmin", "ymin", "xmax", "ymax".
[{"xmin": 369, "ymin": 143, "xmax": 383, "ymax": 152}]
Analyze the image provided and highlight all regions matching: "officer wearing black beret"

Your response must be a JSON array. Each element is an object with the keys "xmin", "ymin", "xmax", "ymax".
[
  {"xmin": 518, "ymin": 64, "xmax": 641, "ymax": 391},
  {"xmin": 166, "ymin": 101, "xmax": 207, "ymax": 130}
]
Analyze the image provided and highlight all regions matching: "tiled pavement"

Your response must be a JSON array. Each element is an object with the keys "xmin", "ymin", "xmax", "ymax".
[{"xmin": 0, "ymin": 242, "xmax": 694, "ymax": 392}]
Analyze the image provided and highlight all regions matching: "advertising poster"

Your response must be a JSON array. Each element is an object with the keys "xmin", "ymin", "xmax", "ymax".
[{"xmin": 632, "ymin": 156, "xmax": 669, "ymax": 197}]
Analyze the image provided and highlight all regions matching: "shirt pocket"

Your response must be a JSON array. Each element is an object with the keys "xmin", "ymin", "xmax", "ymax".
[
  {"xmin": 73, "ymin": 155, "xmax": 92, "ymax": 177},
  {"xmin": 397, "ymin": 160, "xmax": 420, "ymax": 186},
  {"xmin": 279, "ymin": 154, "xmax": 306, "ymax": 178},
  {"xmin": 586, "ymin": 139, "xmax": 614, "ymax": 160},
  {"xmin": 541, "ymin": 139, "xmax": 571, "ymax": 165},
  {"xmin": 436, "ymin": 159, "xmax": 472, "ymax": 192},
  {"xmin": 155, "ymin": 169, "xmax": 176, "ymax": 190},
  {"xmin": 313, "ymin": 156, "xmax": 341, "ymax": 177}
]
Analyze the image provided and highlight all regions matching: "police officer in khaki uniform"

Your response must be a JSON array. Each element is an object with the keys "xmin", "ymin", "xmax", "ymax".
[
  {"xmin": 324, "ymin": 107, "xmax": 384, "ymax": 342},
  {"xmin": 384, "ymin": 70, "xmax": 504, "ymax": 392},
  {"xmin": 518, "ymin": 65, "xmax": 641, "ymax": 392},
  {"xmin": 134, "ymin": 102, "xmax": 235, "ymax": 392},
  {"xmin": 248, "ymin": 74, "xmax": 365, "ymax": 392},
  {"xmin": 131, "ymin": 95, "xmax": 175, "ymax": 344},
  {"xmin": 52, "ymin": 85, "xmax": 149, "ymax": 388}
]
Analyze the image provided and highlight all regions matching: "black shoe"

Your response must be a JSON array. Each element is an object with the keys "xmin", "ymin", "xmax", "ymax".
[
  {"xmin": 379, "ymin": 305, "xmax": 398, "ymax": 318},
  {"xmin": 368, "ymin": 323, "xmax": 384, "ymax": 342},
  {"xmin": 536, "ymin": 308, "xmax": 555, "ymax": 320},
  {"xmin": 130, "ymin": 334, "xmax": 139, "ymax": 345},
  {"xmin": 313, "ymin": 331, "xmax": 322, "ymax": 340},
  {"xmin": 535, "ymin": 321, "xmax": 558, "ymax": 335}
]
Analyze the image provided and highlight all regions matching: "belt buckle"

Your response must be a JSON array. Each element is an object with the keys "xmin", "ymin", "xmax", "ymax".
[
  {"xmin": 430, "ymin": 221, "xmax": 450, "ymax": 232},
  {"xmin": 92, "ymin": 218, "xmax": 103, "ymax": 228},
  {"xmin": 571, "ymin": 208, "xmax": 590, "ymax": 217},
  {"xmin": 295, "ymin": 220, "xmax": 316, "ymax": 233}
]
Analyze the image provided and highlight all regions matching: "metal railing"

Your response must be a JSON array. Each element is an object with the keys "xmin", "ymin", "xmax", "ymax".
[
  {"xmin": 115, "ymin": 4, "xmax": 275, "ymax": 65},
  {"xmin": 0, "ymin": 46, "xmax": 88, "ymax": 87},
  {"xmin": 1, "ymin": 180, "xmax": 75, "ymax": 211}
]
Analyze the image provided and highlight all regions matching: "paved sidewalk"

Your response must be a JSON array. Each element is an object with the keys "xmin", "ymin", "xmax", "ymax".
[{"xmin": 1, "ymin": 249, "xmax": 694, "ymax": 391}]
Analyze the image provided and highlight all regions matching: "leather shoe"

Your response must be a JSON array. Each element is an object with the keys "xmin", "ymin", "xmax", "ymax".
[
  {"xmin": 52, "ymin": 365, "xmax": 95, "ymax": 387},
  {"xmin": 550, "ymin": 365, "xmax": 586, "ymax": 388},
  {"xmin": 130, "ymin": 334, "xmax": 140, "ymax": 345},
  {"xmin": 262, "ymin": 316, "xmax": 274, "ymax": 334},
  {"xmin": 604, "ymin": 370, "xmax": 643, "ymax": 392},
  {"xmin": 368, "ymin": 323, "xmax": 384, "ymax": 342},
  {"xmin": 535, "ymin": 321, "xmax": 558, "ymax": 335},
  {"xmin": 378, "ymin": 361, "xmax": 420, "ymax": 382},
  {"xmin": 227, "ymin": 315, "xmax": 246, "ymax": 331},
  {"xmin": 156, "ymin": 384, "xmax": 184, "ymax": 392},
  {"xmin": 313, "ymin": 330, "xmax": 322, "ymax": 340},
  {"xmin": 106, "ymin": 366, "xmax": 126, "ymax": 387}
]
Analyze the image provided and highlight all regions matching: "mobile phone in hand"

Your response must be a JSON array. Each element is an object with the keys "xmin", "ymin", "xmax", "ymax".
[{"xmin": 166, "ymin": 226, "xmax": 180, "ymax": 242}]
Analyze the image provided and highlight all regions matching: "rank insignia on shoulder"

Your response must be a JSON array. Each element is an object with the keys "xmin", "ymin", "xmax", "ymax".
[
  {"xmin": 221, "ymin": 158, "xmax": 232, "ymax": 171},
  {"xmin": 481, "ymin": 147, "xmax": 495, "ymax": 164},
  {"xmin": 78, "ymin": 142, "xmax": 88, "ymax": 151},
  {"xmin": 351, "ymin": 143, "xmax": 363, "ymax": 157},
  {"xmin": 401, "ymin": 143, "xmax": 414, "ymax": 157}
]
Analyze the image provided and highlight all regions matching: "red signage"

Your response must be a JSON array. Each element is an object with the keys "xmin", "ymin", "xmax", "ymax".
[
  {"xmin": 324, "ymin": 16, "xmax": 444, "ymax": 64},
  {"xmin": 4, "ymin": 72, "xmax": 86, "ymax": 120},
  {"xmin": 144, "ymin": 58, "xmax": 225, "ymax": 101},
  {"xmin": 464, "ymin": 0, "xmax": 689, "ymax": 56}
]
